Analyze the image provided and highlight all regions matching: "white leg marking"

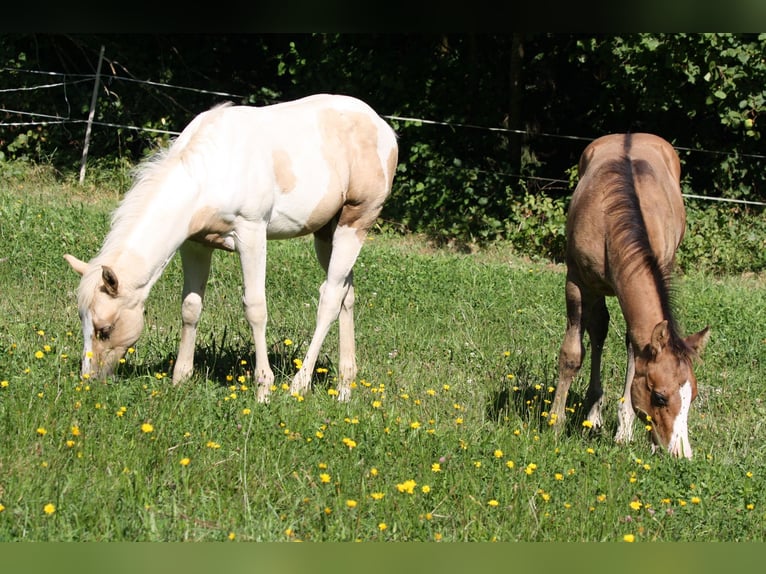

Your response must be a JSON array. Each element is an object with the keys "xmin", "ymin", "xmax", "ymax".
[{"xmin": 615, "ymin": 341, "xmax": 636, "ymax": 444}]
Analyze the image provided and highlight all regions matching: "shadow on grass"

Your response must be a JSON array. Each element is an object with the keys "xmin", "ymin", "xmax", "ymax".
[
  {"xmin": 485, "ymin": 358, "xmax": 596, "ymax": 437},
  {"xmin": 116, "ymin": 326, "xmax": 334, "ymax": 391}
]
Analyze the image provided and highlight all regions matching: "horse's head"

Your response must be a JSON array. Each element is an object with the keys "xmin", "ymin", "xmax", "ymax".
[
  {"xmin": 65, "ymin": 254, "xmax": 145, "ymax": 380},
  {"xmin": 631, "ymin": 320, "xmax": 710, "ymax": 459}
]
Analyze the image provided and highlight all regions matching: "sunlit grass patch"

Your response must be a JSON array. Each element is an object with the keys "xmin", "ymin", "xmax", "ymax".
[{"xmin": 1, "ymin": 167, "xmax": 766, "ymax": 541}]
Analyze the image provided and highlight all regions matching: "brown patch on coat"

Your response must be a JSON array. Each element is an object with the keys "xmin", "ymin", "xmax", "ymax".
[
  {"xmin": 273, "ymin": 149, "xmax": 298, "ymax": 194},
  {"xmin": 309, "ymin": 109, "xmax": 396, "ymax": 239},
  {"xmin": 187, "ymin": 207, "xmax": 236, "ymax": 251}
]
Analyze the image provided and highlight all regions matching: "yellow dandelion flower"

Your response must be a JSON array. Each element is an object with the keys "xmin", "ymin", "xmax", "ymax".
[
  {"xmin": 629, "ymin": 500, "xmax": 642, "ymax": 511},
  {"xmin": 342, "ymin": 437, "xmax": 357, "ymax": 449},
  {"xmin": 319, "ymin": 473, "xmax": 331, "ymax": 484},
  {"xmin": 180, "ymin": 457, "xmax": 191, "ymax": 467},
  {"xmin": 378, "ymin": 522, "xmax": 387, "ymax": 531},
  {"xmin": 328, "ymin": 388, "xmax": 339, "ymax": 397},
  {"xmin": 0, "ymin": 504, "xmax": 5, "ymax": 512},
  {"xmin": 488, "ymin": 499, "xmax": 499, "ymax": 507},
  {"xmin": 242, "ymin": 408, "xmax": 251, "ymax": 415},
  {"xmin": 293, "ymin": 358, "xmax": 303, "ymax": 369},
  {"xmin": 0, "ymin": 380, "xmax": 8, "ymax": 388},
  {"xmin": 623, "ymin": 534, "xmax": 635, "ymax": 543},
  {"xmin": 396, "ymin": 479, "xmax": 417, "ymax": 494},
  {"xmin": 434, "ymin": 533, "xmax": 443, "ymax": 541},
  {"xmin": 66, "ymin": 440, "xmax": 75, "ymax": 448},
  {"xmin": 586, "ymin": 448, "xmax": 595, "ymax": 454},
  {"xmin": 346, "ymin": 499, "xmax": 358, "ymax": 509},
  {"xmin": 370, "ymin": 467, "xmax": 379, "ymax": 477},
  {"xmin": 141, "ymin": 423, "xmax": 154, "ymax": 433},
  {"xmin": 555, "ymin": 473, "xmax": 564, "ymax": 481},
  {"xmin": 228, "ymin": 532, "xmax": 236, "ymax": 541},
  {"xmin": 371, "ymin": 492, "xmax": 385, "ymax": 501},
  {"xmin": 494, "ymin": 449, "xmax": 503, "ymax": 458},
  {"xmin": 505, "ymin": 460, "xmax": 515, "ymax": 469},
  {"xmin": 372, "ymin": 400, "xmax": 382, "ymax": 408},
  {"xmin": 318, "ymin": 462, "xmax": 328, "ymax": 469},
  {"xmin": 43, "ymin": 503, "xmax": 56, "ymax": 515},
  {"xmin": 421, "ymin": 485, "xmax": 431, "ymax": 494},
  {"xmin": 431, "ymin": 463, "xmax": 441, "ymax": 473},
  {"xmin": 35, "ymin": 350, "xmax": 44, "ymax": 359},
  {"xmin": 691, "ymin": 496, "xmax": 701, "ymax": 504},
  {"xmin": 597, "ymin": 494, "xmax": 607, "ymax": 503},
  {"xmin": 284, "ymin": 339, "xmax": 293, "ymax": 346},
  {"xmin": 36, "ymin": 427, "xmax": 47, "ymax": 436},
  {"xmin": 206, "ymin": 441, "xmax": 221, "ymax": 449},
  {"xmin": 71, "ymin": 426, "xmax": 81, "ymax": 436},
  {"xmin": 582, "ymin": 420, "xmax": 593, "ymax": 428},
  {"xmin": 746, "ymin": 503, "xmax": 755, "ymax": 510},
  {"xmin": 474, "ymin": 461, "xmax": 482, "ymax": 469}
]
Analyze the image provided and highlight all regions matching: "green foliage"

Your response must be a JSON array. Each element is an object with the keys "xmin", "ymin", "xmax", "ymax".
[
  {"xmin": 678, "ymin": 200, "xmax": 766, "ymax": 274},
  {"xmin": 2, "ymin": 34, "xmax": 766, "ymax": 254}
]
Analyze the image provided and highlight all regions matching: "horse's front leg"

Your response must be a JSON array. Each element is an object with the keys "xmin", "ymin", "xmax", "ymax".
[
  {"xmin": 551, "ymin": 278, "xmax": 585, "ymax": 429},
  {"xmin": 583, "ymin": 296, "xmax": 609, "ymax": 429},
  {"xmin": 236, "ymin": 223, "xmax": 274, "ymax": 402},
  {"xmin": 173, "ymin": 241, "xmax": 213, "ymax": 385},
  {"xmin": 615, "ymin": 334, "xmax": 637, "ymax": 444}
]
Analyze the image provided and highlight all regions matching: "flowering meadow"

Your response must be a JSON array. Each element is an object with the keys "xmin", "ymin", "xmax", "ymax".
[{"xmin": 1, "ymin": 165, "xmax": 766, "ymax": 542}]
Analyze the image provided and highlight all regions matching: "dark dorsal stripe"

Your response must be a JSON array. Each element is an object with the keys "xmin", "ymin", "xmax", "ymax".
[{"xmin": 603, "ymin": 134, "xmax": 689, "ymax": 357}]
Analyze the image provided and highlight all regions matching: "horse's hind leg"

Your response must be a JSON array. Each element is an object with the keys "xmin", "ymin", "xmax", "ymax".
[
  {"xmin": 291, "ymin": 223, "xmax": 362, "ymax": 401},
  {"xmin": 583, "ymin": 296, "xmax": 609, "ymax": 429},
  {"xmin": 551, "ymin": 277, "xmax": 586, "ymax": 429},
  {"xmin": 173, "ymin": 241, "xmax": 213, "ymax": 385}
]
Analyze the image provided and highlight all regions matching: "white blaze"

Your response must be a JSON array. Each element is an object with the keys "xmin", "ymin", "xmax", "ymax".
[
  {"xmin": 667, "ymin": 380, "xmax": 693, "ymax": 459},
  {"xmin": 81, "ymin": 310, "xmax": 94, "ymax": 376}
]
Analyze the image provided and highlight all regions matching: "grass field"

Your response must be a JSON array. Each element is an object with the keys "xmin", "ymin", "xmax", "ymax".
[{"xmin": 1, "ymin": 164, "xmax": 765, "ymax": 542}]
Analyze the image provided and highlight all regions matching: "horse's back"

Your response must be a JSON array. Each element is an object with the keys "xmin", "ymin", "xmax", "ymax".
[
  {"xmin": 566, "ymin": 133, "xmax": 685, "ymax": 289},
  {"xmin": 169, "ymin": 94, "xmax": 398, "ymax": 239}
]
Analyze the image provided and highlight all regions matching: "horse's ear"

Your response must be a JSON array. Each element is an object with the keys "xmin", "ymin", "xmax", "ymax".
[
  {"xmin": 101, "ymin": 266, "xmax": 119, "ymax": 297},
  {"xmin": 650, "ymin": 320, "xmax": 670, "ymax": 357},
  {"xmin": 64, "ymin": 254, "xmax": 88, "ymax": 276},
  {"xmin": 685, "ymin": 326, "xmax": 711, "ymax": 358}
]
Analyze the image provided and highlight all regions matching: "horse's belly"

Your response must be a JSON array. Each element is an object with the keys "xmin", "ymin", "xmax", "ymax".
[{"xmin": 267, "ymin": 188, "xmax": 344, "ymax": 238}]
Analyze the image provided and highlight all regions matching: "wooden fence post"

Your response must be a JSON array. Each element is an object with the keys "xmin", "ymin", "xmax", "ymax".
[{"xmin": 79, "ymin": 45, "xmax": 105, "ymax": 185}]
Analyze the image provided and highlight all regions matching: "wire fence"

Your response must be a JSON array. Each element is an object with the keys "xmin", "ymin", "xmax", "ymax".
[{"xmin": 2, "ymin": 65, "xmax": 766, "ymax": 207}]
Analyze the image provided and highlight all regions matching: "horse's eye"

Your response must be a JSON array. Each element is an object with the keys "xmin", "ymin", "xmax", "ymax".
[
  {"xmin": 651, "ymin": 390, "xmax": 668, "ymax": 407},
  {"xmin": 95, "ymin": 326, "xmax": 113, "ymax": 341}
]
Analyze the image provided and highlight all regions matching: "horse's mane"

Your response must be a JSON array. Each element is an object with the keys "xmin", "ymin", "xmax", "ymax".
[
  {"xmin": 603, "ymin": 133, "xmax": 691, "ymax": 357},
  {"xmin": 94, "ymin": 102, "xmax": 235, "ymax": 266}
]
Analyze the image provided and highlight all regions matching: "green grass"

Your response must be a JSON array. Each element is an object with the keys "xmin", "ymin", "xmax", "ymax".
[{"xmin": 1, "ymin": 163, "xmax": 766, "ymax": 541}]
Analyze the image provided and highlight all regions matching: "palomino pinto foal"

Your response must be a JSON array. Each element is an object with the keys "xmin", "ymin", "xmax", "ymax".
[
  {"xmin": 549, "ymin": 133, "xmax": 709, "ymax": 459},
  {"xmin": 65, "ymin": 94, "xmax": 398, "ymax": 402}
]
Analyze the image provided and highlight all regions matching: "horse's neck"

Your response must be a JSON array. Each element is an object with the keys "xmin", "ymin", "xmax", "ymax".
[
  {"xmin": 98, "ymin": 176, "xmax": 195, "ymax": 296},
  {"xmin": 612, "ymin": 265, "xmax": 666, "ymax": 350}
]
